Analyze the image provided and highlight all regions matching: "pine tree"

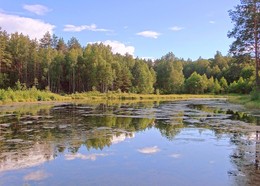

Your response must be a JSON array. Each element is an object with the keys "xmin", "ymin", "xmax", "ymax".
[
  {"xmin": 228, "ymin": 0, "xmax": 260, "ymax": 90},
  {"xmin": 220, "ymin": 77, "xmax": 229, "ymax": 93}
]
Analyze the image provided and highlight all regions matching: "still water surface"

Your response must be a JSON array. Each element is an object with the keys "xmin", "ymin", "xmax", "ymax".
[{"xmin": 0, "ymin": 99, "xmax": 259, "ymax": 186}]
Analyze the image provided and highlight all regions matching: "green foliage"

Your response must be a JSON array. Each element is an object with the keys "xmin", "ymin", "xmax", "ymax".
[
  {"xmin": 228, "ymin": 0, "xmax": 260, "ymax": 89},
  {"xmin": 185, "ymin": 72, "xmax": 204, "ymax": 94},
  {"xmin": 213, "ymin": 79, "xmax": 221, "ymax": 94},
  {"xmin": 250, "ymin": 89, "xmax": 260, "ymax": 101},
  {"xmin": 219, "ymin": 77, "xmax": 228, "ymax": 93},
  {"xmin": 241, "ymin": 65, "xmax": 254, "ymax": 79},
  {"xmin": 0, "ymin": 28, "xmax": 257, "ymax": 97},
  {"xmin": 237, "ymin": 77, "xmax": 246, "ymax": 93},
  {"xmin": 207, "ymin": 76, "xmax": 215, "ymax": 93},
  {"xmin": 154, "ymin": 52, "xmax": 184, "ymax": 94},
  {"xmin": 15, "ymin": 80, "xmax": 26, "ymax": 91},
  {"xmin": 213, "ymin": 51, "xmax": 228, "ymax": 70},
  {"xmin": 229, "ymin": 81, "xmax": 238, "ymax": 93},
  {"xmin": 0, "ymin": 87, "xmax": 70, "ymax": 103},
  {"xmin": 227, "ymin": 77, "xmax": 253, "ymax": 94},
  {"xmin": 229, "ymin": 93, "xmax": 260, "ymax": 109},
  {"xmin": 132, "ymin": 60, "xmax": 155, "ymax": 94},
  {"xmin": 0, "ymin": 73, "xmax": 8, "ymax": 88}
]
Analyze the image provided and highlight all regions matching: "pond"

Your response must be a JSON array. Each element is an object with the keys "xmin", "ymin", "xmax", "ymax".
[{"xmin": 0, "ymin": 99, "xmax": 260, "ymax": 186}]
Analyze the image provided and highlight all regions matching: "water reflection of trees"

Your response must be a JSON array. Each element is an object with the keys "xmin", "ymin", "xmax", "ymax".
[
  {"xmin": 155, "ymin": 111, "xmax": 185, "ymax": 140},
  {"xmin": 189, "ymin": 103, "xmax": 259, "ymax": 125},
  {"xmin": 229, "ymin": 130, "xmax": 260, "ymax": 185},
  {"xmin": 2, "ymin": 101, "xmax": 256, "ymax": 156},
  {"xmin": 1, "ymin": 100, "xmax": 260, "ymax": 182},
  {"xmin": 155, "ymin": 120, "xmax": 183, "ymax": 140},
  {"xmin": 226, "ymin": 110, "xmax": 257, "ymax": 124},
  {"xmin": 0, "ymin": 103, "xmax": 157, "ymax": 171}
]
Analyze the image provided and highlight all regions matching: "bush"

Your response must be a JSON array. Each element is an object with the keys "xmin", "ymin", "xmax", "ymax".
[
  {"xmin": 251, "ymin": 89, "xmax": 260, "ymax": 101},
  {"xmin": 0, "ymin": 88, "xmax": 70, "ymax": 104}
]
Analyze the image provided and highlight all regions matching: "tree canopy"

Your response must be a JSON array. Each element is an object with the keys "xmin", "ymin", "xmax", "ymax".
[
  {"xmin": 228, "ymin": 0, "xmax": 260, "ymax": 90},
  {"xmin": 0, "ymin": 27, "xmax": 257, "ymax": 95}
]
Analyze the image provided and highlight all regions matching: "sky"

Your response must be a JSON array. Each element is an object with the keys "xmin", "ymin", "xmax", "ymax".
[{"xmin": 0, "ymin": 0, "xmax": 240, "ymax": 60}]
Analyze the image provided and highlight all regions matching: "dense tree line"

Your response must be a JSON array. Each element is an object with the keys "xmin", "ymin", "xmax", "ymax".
[
  {"xmin": 0, "ymin": 29, "xmax": 156, "ymax": 94},
  {"xmin": 0, "ymin": 28, "xmax": 257, "ymax": 95}
]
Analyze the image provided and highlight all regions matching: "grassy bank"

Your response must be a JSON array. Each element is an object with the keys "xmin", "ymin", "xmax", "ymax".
[
  {"xmin": 0, "ymin": 89, "xmax": 224, "ymax": 105},
  {"xmin": 0, "ymin": 88, "xmax": 71, "ymax": 104},
  {"xmin": 70, "ymin": 91, "xmax": 224, "ymax": 101},
  {"xmin": 2, "ymin": 89, "xmax": 259, "ymax": 110},
  {"xmin": 228, "ymin": 94, "xmax": 260, "ymax": 109}
]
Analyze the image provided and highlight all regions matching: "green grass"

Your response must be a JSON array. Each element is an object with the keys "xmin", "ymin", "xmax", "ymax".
[
  {"xmin": 228, "ymin": 93, "xmax": 260, "ymax": 109},
  {"xmin": 7, "ymin": 89, "xmax": 260, "ymax": 109},
  {"xmin": 0, "ymin": 88, "xmax": 258, "ymax": 113},
  {"xmin": 71, "ymin": 91, "xmax": 224, "ymax": 101},
  {"xmin": 0, "ymin": 87, "xmax": 71, "ymax": 104}
]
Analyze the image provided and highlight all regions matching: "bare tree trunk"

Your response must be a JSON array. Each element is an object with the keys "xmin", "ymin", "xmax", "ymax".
[
  {"xmin": 256, "ymin": 131, "xmax": 260, "ymax": 169},
  {"xmin": 73, "ymin": 67, "xmax": 75, "ymax": 93},
  {"xmin": 48, "ymin": 70, "xmax": 50, "ymax": 91}
]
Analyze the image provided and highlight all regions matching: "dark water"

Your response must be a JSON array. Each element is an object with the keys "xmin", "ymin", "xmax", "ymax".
[{"xmin": 0, "ymin": 99, "xmax": 260, "ymax": 186}]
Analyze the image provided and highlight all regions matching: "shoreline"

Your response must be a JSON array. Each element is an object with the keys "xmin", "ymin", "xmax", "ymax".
[
  {"xmin": 0, "ymin": 94, "xmax": 226, "ymax": 106},
  {"xmin": 0, "ymin": 91, "xmax": 258, "ymax": 110}
]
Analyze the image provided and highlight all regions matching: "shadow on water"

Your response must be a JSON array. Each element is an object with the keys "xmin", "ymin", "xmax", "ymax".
[{"xmin": 0, "ymin": 99, "xmax": 260, "ymax": 185}]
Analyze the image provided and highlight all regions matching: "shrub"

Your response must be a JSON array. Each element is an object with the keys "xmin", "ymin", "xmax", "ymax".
[{"xmin": 251, "ymin": 89, "xmax": 260, "ymax": 101}]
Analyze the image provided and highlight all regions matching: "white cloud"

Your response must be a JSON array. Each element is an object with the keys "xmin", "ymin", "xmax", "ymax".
[
  {"xmin": 138, "ymin": 146, "xmax": 160, "ymax": 154},
  {"xmin": 170, "ymin": 26, "xmax": 184, "ymax": 31},
  {"xmin": 63, "ymin": 24, "xmax": 111, "ymax": 32},
  {"xmin": 89, "ymin": 40, "xmax": 135, "ymax": 56},
  {"xmin": 209, "ymin": 21, "xmax": 215, "ymax": 24},
  {"xmin": 103, "ymin": 40, "xmax": 135, "ymax": 55},
  {"xmin": 136, "ymin": 31, "xmax": 160, "ymax": 39},
  {"xmin": 65, "ymin": 153, "xmax": 108, "ymax": 161},
  {"xmin": 0, "ymin": 12, "xmax": 55, "ymax": 39},
  {"xmin": 23, "ymin": 4, "xmax": 51, "ymax": 15}
]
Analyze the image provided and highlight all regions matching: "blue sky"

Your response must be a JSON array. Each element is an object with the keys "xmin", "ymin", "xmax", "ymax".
[{"xmin": 0, "ymin": 0, "xmax": 240, "ymax": 60}]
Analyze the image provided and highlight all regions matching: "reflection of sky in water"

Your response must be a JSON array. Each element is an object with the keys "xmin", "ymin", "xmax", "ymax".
[
  {"xmin": 24, "ymin": 170, "xmax": 49, "ymax": 181},
  {"xmin": 0, "ymin": 100, "xmax": 259, "ymax": 185},
  {"xmin": 138, "ymin": 146, "xmax": 160, "ymax": 154},
  {"xmin": 0, "ymin": 142, "xmax": 54, "ymax": 172},
  {"xmin": 111, "ymin": 133, "xmax": 135, "ymax": 144},
  {"xmin": 169, "ymin": 153, "xmax": 181, "ymax": 158},
  {"xmin": 0, "ymin": 127, "xmax": 235, "ymax": 186},
  {"xmin": 64, "ymin": 153, "xmax": 109, "ymax": 161}
]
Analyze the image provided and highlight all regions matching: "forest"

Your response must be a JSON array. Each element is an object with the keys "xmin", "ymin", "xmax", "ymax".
[{"xmin": 0, "ymin": 28, "xmax": 256, "ymax": 95}]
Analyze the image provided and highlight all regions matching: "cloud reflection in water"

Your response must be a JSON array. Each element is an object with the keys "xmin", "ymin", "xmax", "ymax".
[
  {"xmin": 65, "ymin": 153, "xmax": 109, "ymax": 161},
  {"xmin": 24, "ymin": 170, "xmax": 49, "ymax": 181},
  {"xmin": 138, "ymin": 146, "xmax": 160, "ymax": 154},
  {"xmin": 169, "ymin": 153, "xmax": 181, "ymax": 159}
]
